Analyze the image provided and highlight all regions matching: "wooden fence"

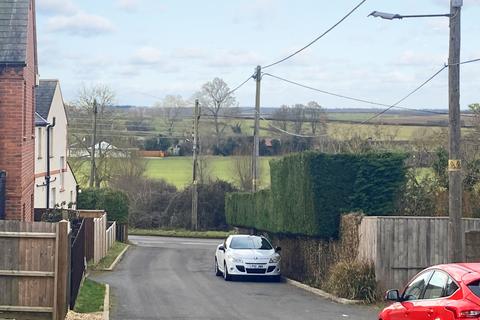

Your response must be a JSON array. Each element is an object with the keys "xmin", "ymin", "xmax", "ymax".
[
  {"xmin": 0, "ymin": 220, "xmax": 70, "ymax": 320},
  {"xmin": 106, "ymin": 221, "xmax": 116, "ymax": 251},
  {"xmin": 70, "ymin": 219, "xmax": 85, "ymax": 309},
  {"xmin": 357, "ymin": 216, "xmax": 480, "ymax": 291}
]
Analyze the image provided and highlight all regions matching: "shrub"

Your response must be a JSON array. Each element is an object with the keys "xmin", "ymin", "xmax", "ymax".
[
  {"xmin": 325, "ymin": 261, "xmax": 377, "ymax": 302},
  {"xmin": 77, "ymin": 188, "xmax": 129, "ymax": 223},
  {"xmin": 165, "ymin": 180, "xmax": 237, "ymax": 230},
  {"xmin": 226, "ymin": 152, "xmax": 407, "ymax": 239}
]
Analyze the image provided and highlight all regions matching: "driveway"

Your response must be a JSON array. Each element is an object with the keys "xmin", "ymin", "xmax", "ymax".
[{"xmin": 92, "ymin": 236, "xmax": 379, "ymax": 320}]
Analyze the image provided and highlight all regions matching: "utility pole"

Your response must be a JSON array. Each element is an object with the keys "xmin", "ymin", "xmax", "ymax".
[
  {"xmin": 89, "ymin": 99, "xmax": 98, "ymax": 188},
  {"xmin": 252, "ymin": 65, "xmax": 261, "ymax": 192},
  {"xmin": 448, "ymin": 0, "xmax": 463, "ymax": 262},
  {"xmin": 192, "ymin": 99, "xmax": 200, "ymax": 231}
]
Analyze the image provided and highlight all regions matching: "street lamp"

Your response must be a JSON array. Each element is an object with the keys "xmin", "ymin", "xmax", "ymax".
[
  {"xmin": 368, "ymin": 11, "xmax": 451, "ymax": 20},
  {"xmin": 369, "ymin": 1, "xmax": 464, "ymax": 263}
]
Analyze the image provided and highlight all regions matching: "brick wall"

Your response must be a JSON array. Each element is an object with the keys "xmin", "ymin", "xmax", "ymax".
[{"xmin": 0, "ymin": 0, "xmax": 36, "ymax": 221}]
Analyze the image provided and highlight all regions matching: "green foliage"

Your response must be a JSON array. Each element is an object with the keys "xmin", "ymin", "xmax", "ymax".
[
  {"xmin": 432, "ymin": 146, "xmax": 448, "ymax": 188},
  {"xmin": 226, "ymin": 152, "xmax": 407, "ymax": 239},
  {"xmin": 77, "ymin": 188, "xmax": 129, "ymax": 223},
  {"xmin": 325, "ymin": 261, "xmax": 377, "ymax": 302}
]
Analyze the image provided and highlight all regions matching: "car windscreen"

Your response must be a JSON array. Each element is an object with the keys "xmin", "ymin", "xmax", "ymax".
[
  {"xmin": 468, "ymin": 280, "xmax": 480, "ymax": 298},
  {"xmin": 230, "ymin": 237, "xmax": 272, "ymax": 250}
]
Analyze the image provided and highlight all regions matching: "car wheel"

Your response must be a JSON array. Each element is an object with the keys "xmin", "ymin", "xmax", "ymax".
[
  {"xmin": 224, "ymin": 262, "xmax": 232, "ymax": 281},
  {"xmin": 215, "ymin": 258, "xmax": 222, "ymax": 276}
]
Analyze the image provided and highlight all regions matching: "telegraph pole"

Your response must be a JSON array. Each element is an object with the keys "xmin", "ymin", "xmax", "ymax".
[
  {"xmin": 448, "ymin": 0, "xmax": 463, "ymax": 262},
  {"xmin": 89, "ymin": 99, "xmax": 98, "ymax": 188},
  {"xmin": 192, "ymin": 99, "xmax": 200, "ymax": 231},
  {"xmin": 252, "ymin": 65, "xmax": 261, "ymax": 192}
]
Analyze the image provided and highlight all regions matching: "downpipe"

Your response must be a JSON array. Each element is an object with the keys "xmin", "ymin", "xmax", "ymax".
[{"xmin": 45, "ymin": 117, "xmax": 56, "ymax": 209}]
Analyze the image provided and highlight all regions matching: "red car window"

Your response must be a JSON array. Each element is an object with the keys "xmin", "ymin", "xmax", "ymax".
[
  {"xmin": 403, "ymin": 271, "xmax": 433, "ymax": 301},
  {"xmin": 468, "ymin": 280, "xmax": 480, "ymax": 298},
  {"xmin": 446, "ymin": 277, "xmax": 459, "ymax": 296},
  {"xmin": 424, "ymin": 271, "xmax": 448, "ymax": 299}
]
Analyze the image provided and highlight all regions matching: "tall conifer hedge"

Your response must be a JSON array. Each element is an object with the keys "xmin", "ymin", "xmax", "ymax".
[{"xmin": 226, "ymin": 152, "xmax": 406, "ymax": 239}]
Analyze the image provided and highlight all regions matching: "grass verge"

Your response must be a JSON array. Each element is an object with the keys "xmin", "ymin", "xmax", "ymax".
[
  {"xmin": 74, "ymin": 279, "xmax": 105, "ymax": 313},
  {"xmin": 89, "ymin": 241, "xmax": 129, "ymax": 270},
  {"xmin": 129, "ymin": 228, "xmax": 233, "ymax": 239}
]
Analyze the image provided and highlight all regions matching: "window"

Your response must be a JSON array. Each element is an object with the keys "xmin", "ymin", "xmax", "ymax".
[
  {"xmin": 403, "ymin": 271, "xmax": 433, "ymax": 301},
  {"xmin": 51, "ymin": 187, "xmax": 56, "ymax": 208},
  {"xmin": 37, "ymin": 128, "xmax": 42, "ymax": 159},
  {"xmin": 424, "ymin": 271, "xmax": 449, "ymax": 299},
  {"xmin": 230, "ymin": 237, "xmax": 273, "ymax": 250},
  {"xmin": 49, "ymin": 127, "xmax": 54, "ymax": 157},
  {"xmin": 60, "ymin": 157, "xmax": 65, "ymax": 190},
  {"xmin": 446, "ymin": 277, "xmax": 459, "ymax": 296},
  {"xmin": 467, "ymin": 280, "xmax": 480, "ymax": 298}
]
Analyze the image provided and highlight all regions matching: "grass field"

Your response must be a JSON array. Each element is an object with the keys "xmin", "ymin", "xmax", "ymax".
[{"xmin": 145, "ymin": 156, "xmax": 275, "ymax": 189}]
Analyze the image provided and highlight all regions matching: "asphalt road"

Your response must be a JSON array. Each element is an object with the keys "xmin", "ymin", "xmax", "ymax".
[{"xmin": 92, "ymin": 236, "xmax": 380, "ymax": 320}]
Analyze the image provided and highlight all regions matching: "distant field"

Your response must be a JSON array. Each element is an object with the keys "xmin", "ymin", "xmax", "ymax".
[{"xmin": 145, "ymin": 156, "xmax": 275, "ymax": 189}]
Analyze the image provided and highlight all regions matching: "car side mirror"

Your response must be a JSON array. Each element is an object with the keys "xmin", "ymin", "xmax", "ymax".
[
  {"xmin": 218, "ymin": 245, "xmax": 225, "ymax": 252},
  {"xmin": 385, "ymin": 289, "xmax": 401, "ymax": 302},
  {"xmin": 275, "ymin": 246, "xmax": 282, "ymax": 252}
]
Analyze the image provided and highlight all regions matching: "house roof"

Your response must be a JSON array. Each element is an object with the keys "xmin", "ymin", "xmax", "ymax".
[
  {"xmin": 34, "ymin": 112, "xmax": 48, "ymax": 127},
  {"xmin": 35, "ymin": 80, "xmax": 58, "ymax": 119},
  {"xmin": 0, "ymin": 0, "xmax": 30, "ymax": 64}
]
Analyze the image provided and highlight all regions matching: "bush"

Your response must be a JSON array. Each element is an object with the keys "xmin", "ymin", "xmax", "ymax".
[
  {"xmin": 226, "ymin": 152, "xmax": 407, "ymax": 239},
  {"xmin": 325, "ymin": 261, "xmax": 377, "ymax": 302},
  {"xmin": 165, "ymin": 180, "xmax": 237, "ymax": 230},
  {"xmin": 77, "ymin": 188, "xmax": 129, "ymax": 223}
]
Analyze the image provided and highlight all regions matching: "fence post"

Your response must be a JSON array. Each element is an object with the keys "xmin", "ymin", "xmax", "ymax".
[{"xmin": 55, "ymin": 220, "xmax": 69, "ymax": 320}]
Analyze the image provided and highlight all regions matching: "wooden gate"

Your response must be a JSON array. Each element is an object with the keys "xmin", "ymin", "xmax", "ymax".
[{"xmin": 0, "ymin": 220, "xmax": 70, "ymax": 320}]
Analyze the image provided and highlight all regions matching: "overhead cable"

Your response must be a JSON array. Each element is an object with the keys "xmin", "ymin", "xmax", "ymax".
[{"xmin": 262, "ymin": 0, "xmax": 368, "ymax": 70}]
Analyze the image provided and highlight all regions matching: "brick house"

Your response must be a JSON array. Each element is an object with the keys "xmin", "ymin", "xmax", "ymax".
[{"xmin": 0, "ymin": 0, "xmax": 38, "ymax": 221}]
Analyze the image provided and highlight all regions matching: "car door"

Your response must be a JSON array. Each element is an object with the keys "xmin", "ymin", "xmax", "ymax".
[
  {"xmin": 217, "ymin": 239, "xmax": 227, "ymax": 269},
  {"xmin": 410, "ymin": 270, "xmax": 451, "ymax": 320},
  {"xmin": 388, "ymin": 270, "xmax": 433, "ymax": 320}
]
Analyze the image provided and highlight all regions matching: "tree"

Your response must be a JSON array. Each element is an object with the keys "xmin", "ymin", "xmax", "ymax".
[
  {"xmin": 196, "ymin": 78, "xmax": 237, "ymax": 145},
  {"xmin": 305, "ymin": 101, "xmax": 327, "ymax": 135},
  {"xmin": 272, "ymin": 105, "xmax": 291, "ymax": 131},
  {"xmin": 155, "ymin": 95, "xmax": 187, "ymax": 137},
  {"xmin": 292, "ymin": 104, "xmax": 306, "ymax": 134}
]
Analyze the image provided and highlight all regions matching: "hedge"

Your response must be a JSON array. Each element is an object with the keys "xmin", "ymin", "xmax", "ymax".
[
  {"xmin": 226, "ymin": 152, "xmax": 406, "ymax": 239},
  {"xmin": 77, "ymin": 188, "xmax": 129, "ymax": 224}
]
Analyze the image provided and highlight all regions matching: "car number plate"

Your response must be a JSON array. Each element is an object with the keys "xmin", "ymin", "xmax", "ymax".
[{"xmin": 251, "ymin": 265, "xmax": 264, "ymax": 269}]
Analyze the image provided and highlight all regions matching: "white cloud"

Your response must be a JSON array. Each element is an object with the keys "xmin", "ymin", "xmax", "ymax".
[
  {"xmin": 207, "ymin": 50, "xmax": 264, "ymax": 68},
  {"xmin": 37, "ymin": 0, "xmax": 77, "ymax": 15},
  {"xmin": 433, "ymin": 0, "xmax": 480, "ymax": 6},
  {"xmin": 396, "ymin": 50, "xmax": 446, "ymax": 66},
  {"xmin": 116, "ymin": 0, "xmax": 142, "ymax": 11},
  {"xmin": 46, "ymin": 12, "xmax": 115, "ymax": 36},
  {"xmin": 131, "ymin": 46, "xmax": 164, "ymax": 65}
]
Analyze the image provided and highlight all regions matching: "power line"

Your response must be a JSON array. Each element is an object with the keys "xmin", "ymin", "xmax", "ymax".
[
  {"xmin": 227, "ymin": 76, "xmax": 253, "ymax": 96},
  {"xmin": 362, "ymin": 65, "xmax": 448, "ymax": 124},
  {"xmin": 262, "ymin": 0, "xmax": 368, "ymax": 70},
  {"xmin": 262, "ymin": 72, "xmax": 454, "ymax": 116}
]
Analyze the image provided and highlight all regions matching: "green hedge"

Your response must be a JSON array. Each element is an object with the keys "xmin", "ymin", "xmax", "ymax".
[
  {"xmin": 77, "ymin": 188, "xmax": 129, "ymax": 224},
  {"xmin": 226, "ymin": 152, "xmax": 406, "ymax": 239}
]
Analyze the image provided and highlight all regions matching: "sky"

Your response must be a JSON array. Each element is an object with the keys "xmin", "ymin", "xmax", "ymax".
[{"xmin": 36, "ymin": 0, "xmax": 480, "ymax": 110}]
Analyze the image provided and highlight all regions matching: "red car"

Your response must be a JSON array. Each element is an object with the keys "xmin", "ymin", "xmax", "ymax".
[{"xmin": 379, "ymin": 263, "xmax": 480, "ymax": 320}]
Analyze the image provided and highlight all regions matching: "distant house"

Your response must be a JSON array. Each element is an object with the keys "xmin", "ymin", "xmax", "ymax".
[
  {"xmin": 0, "ymin": 0, "xmax": 38, "ymax": 221},
  {"xmin": 35, "ymin": 80, "xmax": 78, "ymax": 209},
  {"xmin": 69, "ymin": 141, "xmax": 136, "ymax": 158}
]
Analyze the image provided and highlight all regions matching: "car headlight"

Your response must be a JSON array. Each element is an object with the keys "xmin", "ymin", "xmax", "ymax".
[
  {"xmin": 227, "ymin": 255, "xmax": 243, "ymax": 263},
  {"xmin": 269, "ymin": 254, "xmax": 281, "ymax": 263}
]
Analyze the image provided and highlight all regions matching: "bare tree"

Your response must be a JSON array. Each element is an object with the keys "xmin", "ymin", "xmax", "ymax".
[
  {"xmin": 305, "ymin": 101, "xmax": 327, "ymax": 135},
  {"xmin": 292, "ymin": 104, "xmax": 306, "ymax": 134},
  {"xmin": 196, "ymin": 78, "xmax": 237, "ymax": 145},
  {"xmin": 232, "ymin": 155, "xmax": 253, "ymax": 191},
  {"xmin": 155, "ymin": 95, "xmax": 187, "ymax": 137},
  {"xmin": 272, "ymin": 105, "xmax": 291, "ymax": 131}
]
